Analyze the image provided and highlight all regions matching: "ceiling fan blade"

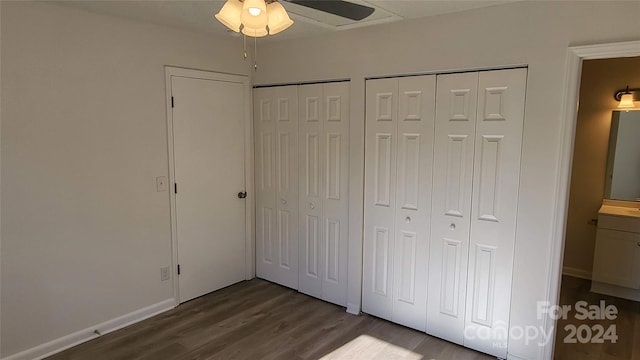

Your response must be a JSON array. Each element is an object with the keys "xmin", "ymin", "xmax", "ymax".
[{"xmin": 285, "ymin": 1, "xmax": 375, "ymax": 21}]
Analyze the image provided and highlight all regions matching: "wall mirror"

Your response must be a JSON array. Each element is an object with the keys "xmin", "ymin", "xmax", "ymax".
[{"xmin": 604, "ymin": 110, "xmax": 640, "ymax": 201}]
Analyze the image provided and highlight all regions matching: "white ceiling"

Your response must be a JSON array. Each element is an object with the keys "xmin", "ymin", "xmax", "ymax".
[{"xmin": 56, "ymin": 0, "xmax": 515, "ymax": 41}]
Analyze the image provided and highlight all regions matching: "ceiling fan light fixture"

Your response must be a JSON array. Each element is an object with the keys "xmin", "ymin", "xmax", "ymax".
[
  {"xmin": 241, "ymin": 3, "xmax": 268, "ymax": 29},
  {"xmin": 242, "ymin": 0, "xmax": 267, "ymax": 19},
  {"xmin": 214, "ymin": 0, "xmax": 243, "ymax": 32},
  {"xmin": 267, "ymin": 1, "xmax": 294, "ymax": 35},
  {"xmin": 241, "ymin": 25, "xmax": 269, "ymax": 38}
]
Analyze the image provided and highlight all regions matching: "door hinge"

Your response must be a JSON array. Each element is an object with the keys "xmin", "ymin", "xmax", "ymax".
[
  {"xmin": 174, "ymin": 183, "xmax": 177, "ymax": 194},
  {"xmin": 177, "ymin": 264, "xmax": 181, "ymax": 275},
  {"xmin": 171, "ymin": 96, "xmax": 174, "ymax": 108}
]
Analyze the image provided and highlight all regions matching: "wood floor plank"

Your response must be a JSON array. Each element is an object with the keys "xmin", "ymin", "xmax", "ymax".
[
  {"xmin": 49, "ymin": 279, "xmax": 495, "ymax": 360},
  {"xmin": 553, "ymin": 275, "xmax": 640, "ymax": 360}
]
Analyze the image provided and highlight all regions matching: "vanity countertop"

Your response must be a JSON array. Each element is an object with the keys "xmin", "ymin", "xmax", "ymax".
[{"xmin": 599, "ymin": 200, "xmax": 640, "ymax": 219}]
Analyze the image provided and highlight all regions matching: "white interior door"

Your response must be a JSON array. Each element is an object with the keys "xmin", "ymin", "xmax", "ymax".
[
  {"xmin": 464, "ymin": 68, "xmax": 526, "ymax": 358},
  {"xmin": 297, "ymin": 82, "xmax": 350, "ymax": 306},
  {"xmin": 392, "ymin": 75, "xmax": 435, "ymax": 331},
  {"xmin": 171, "ymin": 75, "xmax": 246, "ymax": 303},
  {"xmin": 254, "ymin": 86, "xmax": 299, "ymax": 289},
  {"xmin": 427, "ymin": 72, "xmax": 478, "ymax": 344},
  {"xmin": 363, "ymin": 78, "xmax": 398, "ymax": 322},
  {"xmin": 298, "ymin": 84, "xmax": 325, "ymax": 299},
  {"xmin": 363, "ymin": 76, "xmax": 435, "ymax": 331},
  {"xmin": 319, "ymin": 82, "xmax": 350, "ymax": 307}
]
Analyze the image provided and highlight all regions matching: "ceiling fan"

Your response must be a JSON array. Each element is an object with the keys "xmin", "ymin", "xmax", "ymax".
[
  {"xmin": 215, "ymin": 0, "xmax": 375, "ymax": 69},
  {"xmin": 283, "ymin": 1, "xmax": 375, "ymax": 21},
  {"xmin": 215, "ymin": 0, "xmax": 376, "ymax": 37}
]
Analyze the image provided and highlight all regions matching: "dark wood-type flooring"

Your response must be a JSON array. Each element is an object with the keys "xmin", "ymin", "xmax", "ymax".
[
  {"xmin": 554, "ymin": 275, "xmax": 640, "ymax": 359},
  {"xmin": 49, "ymin": 279, "xmax": 493, "ymax": 360}
]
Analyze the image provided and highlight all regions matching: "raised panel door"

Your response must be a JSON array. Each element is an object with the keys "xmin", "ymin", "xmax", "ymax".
[
  {"xmin": 391, "ymin": 75, "xmax": 435, "ymax": 331},
  {"xmin": 254, "ymin": 88, "xmax": 278, "ymax": 284},
  {"xmin": 427, "ymin": 72, "xmax": 478, "ymax": 344},
  {"xmin": 464, "ymin": 68, "xmax": 526, "ymax": 358},
  {"xmin": 321, "ymin": 82, "xmax": 350, "ymax": 306},
  {"xmin": 274, "ymin": 86, "xmax": 299, "ymax": 289},
  {"xmin": 363, "ymin": 78, "xmax": 398, "ymax": 321},
  {"xmin": 255, "ymin": 86, "xmax": 299, "ymax": 290},
  {"xmin": 298, "ymin": 84, "xmax": 324, "ymax": 298}
]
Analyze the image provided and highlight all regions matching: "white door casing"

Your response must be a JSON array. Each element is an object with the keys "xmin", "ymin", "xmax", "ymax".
[
  {"xmin": 254, "ymin": 86, "xmax": 299, "ymax": 289},
  {"xmin": 549, "ymin": 40, "xmax": 640, "ymax": 360},
  {"xmin": 168, "ymin": 70, "xmax": 249, "ymax": 304}
]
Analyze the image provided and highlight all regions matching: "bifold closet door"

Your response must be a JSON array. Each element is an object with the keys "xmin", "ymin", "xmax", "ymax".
[
  {"xmin": 254, "ymin": 86, "xmax": 299, "ymax": 289},
  {"xmin": 464, "ymin": 68, "xmax": 526, "ymax": 357},
  {"xmin": 298, "ymin": 82, "xmax": 350, "ymax": 306},
  {"xmin": 363, "ymin": 75, "xmax": 435, "ymax": 331},
  {"xmin": 426, "ymin": 68, "xmax": 526, "ymax": 358},
  {"xmin": 427, "ymin": 72, "xmax": 478, "ymax": 344}
]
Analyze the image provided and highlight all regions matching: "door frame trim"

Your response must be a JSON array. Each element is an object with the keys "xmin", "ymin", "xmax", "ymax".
[
  {"xmin": 546, "ymin": 40, "xmax": 640, "ymax": 359},
  {"xmin": 164, "ymin": 66, "xmax": 254, "ymax": 305}
]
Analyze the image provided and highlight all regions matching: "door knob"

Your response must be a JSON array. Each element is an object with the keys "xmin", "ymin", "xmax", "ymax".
[
  {"xmin": 405, "ymin": 216, "xmax": 411, "ymax": 224},
  {"xmin": 237, "ymin": 191, "xmax": 247, "ymax": 199},
  {"xmin": 450, "ymin": 223, "xmax": 456, "ymax": 231},
  {"xmin": 310, "ymin": 202, "xmax": 315, "ymax": 209},
  {"xmin": 281, "ymin": 199, "xmax": 287, "ymax": 205}
]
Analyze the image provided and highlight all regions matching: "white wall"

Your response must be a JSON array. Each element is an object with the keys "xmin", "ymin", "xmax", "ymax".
[
  {"xmin": 0, "ymin": 2, "xmax": 249, "ymax": 357},
  {"xmin": 253, "ymin": 2, "xmax": 640, "ymax": 359}
]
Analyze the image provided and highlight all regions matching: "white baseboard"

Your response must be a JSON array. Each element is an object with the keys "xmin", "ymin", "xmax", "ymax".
[
  {"xmin": 562, "ymin": 266, "xmax": 592, "ymax": 280},
  {"xmin": 346, "ymin": 302, "xmax": 360, "ymax": 315},
  {"xmin": 3, "ymin": 298, "xmax": 176, "ymax": 360}
]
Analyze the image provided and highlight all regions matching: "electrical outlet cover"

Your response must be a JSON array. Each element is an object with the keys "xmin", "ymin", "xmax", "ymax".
[{"xmin": 160, "ymin": 266, "xmax": 170, "ymax": 281}]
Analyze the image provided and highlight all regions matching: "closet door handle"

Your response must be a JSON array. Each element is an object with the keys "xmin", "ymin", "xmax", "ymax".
[
  {"xmin": 405, "ymin": 216, "xmax": 411, "ymax": 224},
  {"xmin": 309, "ymin": 202, "xmax": 315, "ymax": 210},
  {"xmin": 450, "ymin": 223, "xmax": 456, "ymax": 231},
  {"xmin": 281, "ymin": 199, "xmax": 287, "ymax": 205}
]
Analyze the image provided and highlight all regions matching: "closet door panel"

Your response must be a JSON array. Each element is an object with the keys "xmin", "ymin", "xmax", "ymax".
[
  {"xmin": 254, "ymin": 86, "xmax": 298, "ymax": 289},
  {"xmin": 254, "ymin": 88, "xmax": 278, "ymax": 283},
  {"xmin": 392, "ymin": 75, "xmax": 435, "ymax": 331},
  {"xmin": 274, "ymin": 86, "xmax": 299, "ymax": 289},
  {"xmin": 298, "ymin": 84, "xmax": 324, "ymax": 298},
  {"xmin": 464, "ymin": 68, "xmax": 526, "ymax": 358},
  {"xmin": 363, "ymin": 78, "xmax": 398, "ymax": 321},
  {"xmin": 321, "ymin": 82, "xmax": 350, "ymax": 306},
  {"xmin": 427, "ymin": 72, "xmax": 478, "ymax": 344}
]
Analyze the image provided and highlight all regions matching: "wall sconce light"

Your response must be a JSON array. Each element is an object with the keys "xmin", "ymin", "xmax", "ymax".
[{"xmin": 614, "ymin": 85, "xmax": 639, "ymax": 109}]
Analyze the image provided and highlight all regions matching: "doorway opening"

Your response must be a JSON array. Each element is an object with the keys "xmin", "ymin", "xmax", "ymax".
[{"xmin": 553, "ymin": 46, "xmax": 640, "ymax": 359}]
